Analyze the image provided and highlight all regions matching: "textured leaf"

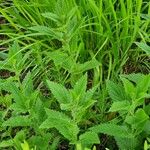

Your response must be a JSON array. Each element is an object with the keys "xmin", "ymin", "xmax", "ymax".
[
  {"xmin": 40, "ymin": 109, "xmax": 79, "ymax": 142},
  {"xmin": 120, "ymin": 73, "xmax": 143, "ymax": 84},
  {"xmin": 109, "ymin": 101, "xmax": 130, "ymax": 112},
  {"xmin": 120, "ymin": 77, "xmax": 135, "ymax": 99},
  {"xmin": 42, "ymin": 12, "xmax": 60, "ymax": 23},
  {"xmin": 73, "ymin": 74, "xmax": 87, "ymax": 101},
  {"xmin": 79, "ymin": 131, "xmax": 100, "ymax": 147},
  {"xmin": 89, "ymin": 123, "xmax": 133, "ymax": 138},
  {"xmin": 22, "ymin": 72, "xmax": 33, "ymax": 96},
  {"xmin": 125, "ymin": 109, "xmax": 149, "ymax": 131},
  {"xmin": 2, "ymin": 116, "xmax": 31, "ymax": 127},
  {"xmin": 136, "ymin": 74, "xmax": 150, "ymax": 97},
  {"xmin": 29, "ymin": 26, "xmax": 63, "ymax": 39},
  {"xmin": 115, "ymin": 137, "xmax": 139, "ymax": 150},
  {"xmin": 73, "ymin": 59, "xmax": 100, "ymax": 74},
  {"xmin": 107, "ymin": 80, "xmax": 126, "ymax": 101},
  {"xmin": 0, "ymin": 140, "xmax": 13, "ymax": 148},
  {"xmin": 46, "ymin": 80, "xmax": 71, "ymax": 105}
]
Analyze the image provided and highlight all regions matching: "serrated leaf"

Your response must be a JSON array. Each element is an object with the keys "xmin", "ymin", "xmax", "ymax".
[
  {"xmin": 79, "ymin": 131, "xmax": 100, "ymax": 147},
  {"xmin": 29, "ymin": 26, "xmax": 63, "ymax": 40},
  {"xmin": 136, "ymin": 74, "xmax": 150, "ymax": 98},
  {"xmin": 22, "ymin": 72, "xmax": 33, "ymax": 96},
  {"xmin": 107, "ymin": 80, "xmax": 126, "ymax": 101},
  {"xmin": 89, "ymin": 123, "xmax": 133, "ymax": 138},
  {"xmin": 82, "ymin": 85, "xmax": 98, "ymax": 105},
  {"xmin": 46, "ymin": 80, "xmax": 71, "ymax": 105},
  {"xmin": 109, "ymin": 101, "xmax": 130, "ymax": 112},
  {"xmin": 0, "ymin": 140, "xmax": 14, "ymax": 148},
  {"xmin": 48, "ymin": 51, "xmax": 68, "ymax": 66},
  {"xmin": 125, "ymin": 109, "xmax": 149, "ymax": 131},
  {"xmin": 73, "ymin": 74, "xmax": 87, "ymax": 101},
  {"xmin": 40, "ymin": 109, "xmax": 79, "ymax": 142},
  {"xmin": 2, "ymin": 116, "xmax": 31, "ymax": 127},
  {"xmin": 120, "ymin": 77, "xmax": 135, "ymax": 99},
  {"xmin": 120, "ymin": 73, "xmax": 143, "ymax": 84},
  {"xmin": 73, "ymin": 59, "xmax": 100, "ymax": 74},
  {"xmin": 42, "ymin": 12, "xmax": 60, "ymax": 23}
]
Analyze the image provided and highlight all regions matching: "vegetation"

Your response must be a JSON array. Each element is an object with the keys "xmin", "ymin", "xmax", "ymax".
[{"xmin": 0, "ymin": 0, "xmax": 150, "ymax": 149}]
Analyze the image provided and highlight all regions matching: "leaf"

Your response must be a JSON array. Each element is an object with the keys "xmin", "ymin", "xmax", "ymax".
[
  {"xmin": 125, "ymin": 109, "xmax": 149, "ymax": 131},
  {"xmin": 29, "ymin": 26, "xmax": 63, "ymax": 40},
  {"xmin": 8, "ymin": 41, "xmax": 22, "ymax": 64},
  {"xmin": 136, "ymin": 74, "xmax": 150, "ymax": 98},
  {"xmin": 83, "ymin": 85, "xmax": 98, "ymax": 103},
  {"xmin": 22, "ymin": 72, "xmax": 34, "ymax": 96},
  {"xmin": 73, "ymin": 59, "xmax": 100, "ymax": 74},
  {"xmin": 107, "ymin": 80, "xmax": 126, "ymax": 102},
  {"xmin": 109, "ymin": 101, "xmax": 130, "ymax": 112},
  {"xmin": 89, "ymin": 123, "xmax": 133, "ymax": 138},
  {"xmin": 40, "ymin": 109, "xmax": 79, "ymax": 142},
  {"xmin": 46, "ymin": 80, "xmax": 72, "ymax": 105},
  {"xmin": 2, "ymin": 116, "xmax": 31, "ymax": 127},
  {"xmin": 79, "ymin": 131, "xmax": 100, "ymax": 147},
  {"xmin": 73, "ymin": 74, "xmax": 87, "ymax": 101},
  {"xmin": 120, "ymin": 73, "xmax": 143, "ymax": 84},
  {"xmin": 0, "ymin": 140, "xmax": 14, "ymax": 148},
  {"xmin": 135, "ymin": 42, "xmax": 150, "ymax": 55},
  {"xmin": 42, "ymin": 12, "xmax": 60, "ymax": 23},
  {"xmin": 115, "ymin": 136, "xmax": 139, "ymax": 150},
  {"xmin": 120, "ymin": 77, "xmax": 135, "ymax": 99}
]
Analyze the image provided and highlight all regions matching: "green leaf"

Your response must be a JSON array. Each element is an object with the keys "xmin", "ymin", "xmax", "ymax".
[
  {"xmin": 2, "ymin": 116, "xmax": 31, "ymax": 127},
  {"xmin": 40, "ymin": 109, "xmax": 79, "ymax": 142},
  {"xmin": 73, "ymin": 74, "xmax": 87, "ymax": 101},
  {"xmin": 125, "ymin": 109, "xmax": 149, "ymax": 131},
  {"xmin": 29, "ymin": 26, "xmax": 63, "ymax": 40},
  {"xmin": 135, "ymin": 42, "xmax": 150, "ymax": 55},
  {"xmin": 79, "ymin": 131, "xmax": 100, "ymax": 147},
  {"xmin": 89, "ymin": 123, "xmax": 133, "ymax": 138},
  {"xmin": 109, "ymin": 101, "xmax": 130, "ymax": 112},
  {"xmin": 48, "ymin": 51, "xmax": 68, "ymax": 66},
  {"xmin": 107, "ymin": 80, "xmax": 126, "ymax": 101},
  {"xmin": 0, "ymin": 140, "xmax": 14, "ymax": 148},
  {"xmin": 136, "ymin": 74, "xmax": 150, "ymax": 98},
  {"xmin": 120, "ymin": 73, "xmax": 143, "ymax": 84},
  {"xmin": 120, "ymin": 77, "xmax": 135, "ymax": 99},
  {"xmin": 22, "ymin": 72, "xmax": 33, "ymax": 96},
  {"xmin": 46, "ymin": 80, "xmax": 72, "ymax": 105},
  {"xmin": 73, "ymin": 59, "xmax": 100, "ymax": 74},
  {"xmin": 42, "ymin": 12, "xmax": 60, "ymax": 23}
]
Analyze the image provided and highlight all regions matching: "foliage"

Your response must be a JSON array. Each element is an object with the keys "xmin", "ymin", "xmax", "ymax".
[{"xmin": 0, "ymin": 0, "xmax": 150, "ymax": 149}]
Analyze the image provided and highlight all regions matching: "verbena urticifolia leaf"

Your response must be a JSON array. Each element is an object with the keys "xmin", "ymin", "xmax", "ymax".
[
  {"xmin": 107, "ymin": 80, "xmax": 126, "ymax": 101},
  {"xmin": 40, "ymin": 109, "xmax": 79, "ymax": 143},
  {"xmin": 109, "ymin": 101, "xmax": 130, "ymax": 112},
  {"xmin": 2, "ymin": 116, "xmax": 31, "ymax": 127},
  {"xmin": 125, "ymin": 109, "xmax": 149, "ymax": 132},
  {"xmin": 79, "ymin": 131, "xmax": 100, "ymax": 147},
  {"xmin": 46, "ymin": 80, "xmax": 72, "ymax": 105},
  {"xmin": 73, "ymin": 74, "xmax": 87, "ymax": 101},
  {"xmin": 89, "ymin": 123, "xmax": 133, "ymax": 138}
]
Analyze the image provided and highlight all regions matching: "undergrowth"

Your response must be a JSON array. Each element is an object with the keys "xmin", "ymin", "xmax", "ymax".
[{"xmin": 0, "ymin": 0, "xmax": 150, "ymax": 150}]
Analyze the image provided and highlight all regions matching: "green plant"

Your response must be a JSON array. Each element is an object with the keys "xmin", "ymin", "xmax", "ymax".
[
  {"xmin": 0, "ymin": 0, "xmax": 150, "ymax": 149},
  {"xmin": 107, "ymin": 73, "xmax": 150, "ymax": 149}
]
